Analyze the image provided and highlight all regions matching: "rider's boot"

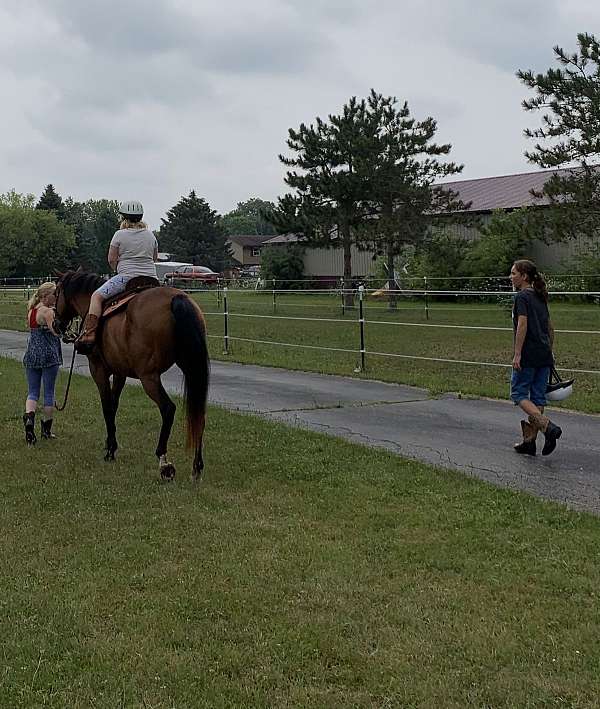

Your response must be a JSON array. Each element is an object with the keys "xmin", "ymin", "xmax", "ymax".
[{"xmin": 75, "ymin": 314, "xmax": 99, "ymax": 352}]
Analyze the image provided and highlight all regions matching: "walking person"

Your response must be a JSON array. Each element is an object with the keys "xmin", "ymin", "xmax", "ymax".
[
  {"xmin": 510, "ymin": 259, "xmax": 562, "ymax": 456},
  {"xmin": 23, "ymin": 282, "xmax": 62, "ymax": 444},
  {"xmin": 76, "ymin": 200, "xmax": 158, "ymax": 351}
]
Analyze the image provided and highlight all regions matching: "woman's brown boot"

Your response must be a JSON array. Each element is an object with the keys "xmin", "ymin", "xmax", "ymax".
[
  {"xmin": 528, "ymin": 413, "xmax": 562, "ymax": 456},
  {"xmin": 514, "ymin": 419, "xmax": 536, "ymax": 455}
]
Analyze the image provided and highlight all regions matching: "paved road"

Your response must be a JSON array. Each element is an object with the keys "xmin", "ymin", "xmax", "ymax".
[{"xmin": 2, "ymin": 329, "xmax": 599, "ymax": 513}]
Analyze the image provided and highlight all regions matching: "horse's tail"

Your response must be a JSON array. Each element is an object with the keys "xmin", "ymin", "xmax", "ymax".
[{"xmin": 171, "ymin": 294, "xmax": 210, "ymax": 449}]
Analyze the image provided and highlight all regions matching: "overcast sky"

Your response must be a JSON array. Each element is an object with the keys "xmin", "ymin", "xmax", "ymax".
[{"xmin": 1, "ymin": 0, "xmax": 599, "ymax": 227}]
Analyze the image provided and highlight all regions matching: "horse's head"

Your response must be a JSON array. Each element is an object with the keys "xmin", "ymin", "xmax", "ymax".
[{"xmin": 53, "ymin": 272, "xmax": 78, "ymax": 337}]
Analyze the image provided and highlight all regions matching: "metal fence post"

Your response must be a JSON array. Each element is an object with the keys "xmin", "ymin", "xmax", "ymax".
[
  {"xmin": 340, "ymin": 277, "xmax": 345, "ymax": 316},
  {"xmin": 272, "ymin": 279, "xmax": 277, "ymax": 313},
  {"xmin": 424, "ymin": 276, "xmax": 429, "ymax": 321},
  {"xmin": 216, "ymin": 278, "xmax": 222, "ymax": 308},
  {"xmin": 223, "ymin": 286, "xmax": 229, "ymax": 355},
  {"xmin": 355, "ymin": 285, "xmax": 366, "ymax": 372}
]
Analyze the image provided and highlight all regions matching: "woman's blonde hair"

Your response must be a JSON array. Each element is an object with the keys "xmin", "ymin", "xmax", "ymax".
[
  {"xmin": 27, "ymin": 281, "xmax": 56, "ymax": 312},
  {"xmin": 120, "ymin": 218, "xmax": 148, "ymax": 230}
]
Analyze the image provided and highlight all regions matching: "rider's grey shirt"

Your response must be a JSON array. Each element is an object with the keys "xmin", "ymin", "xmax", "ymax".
[{"xmin": 110, "ymin": 228, "xmax": 158, "ymax": 277}]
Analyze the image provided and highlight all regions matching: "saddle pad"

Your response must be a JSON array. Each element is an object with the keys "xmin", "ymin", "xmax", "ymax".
[{"xmin": 102, "ymin": 291, "xmax": 139, "ymax": 319}]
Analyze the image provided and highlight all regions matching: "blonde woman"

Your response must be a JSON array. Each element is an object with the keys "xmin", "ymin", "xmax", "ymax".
[
  {"xmin": 23, "ymin": 282, "xmax": 62, "ymax": 444},
  {"xmin": 77, "ymin": 200, "xmax": 158, "ymax": 351}
]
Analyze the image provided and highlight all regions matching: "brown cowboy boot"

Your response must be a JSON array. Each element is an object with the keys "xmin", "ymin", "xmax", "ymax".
[
  {"xmin": 76, "ymin": 314, "xmax": 99, "ymax": 352},
  {"xmin": 514, "ymin": 419, "xmax": 537, "ymax": 455},
  {"xmin": 528, "ymin": 413, "xmax": 562, "ymax": 456}
]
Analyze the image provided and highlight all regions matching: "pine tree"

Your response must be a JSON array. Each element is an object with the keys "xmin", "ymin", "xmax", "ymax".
[
  {"xmin": 517, "ymin": 32, "xmax": 600, "ymax": 241},
  {"xmin": 36, "ymin": 184, "xmax": 66, "ymax": 221},
  {"xmin": 160, "ymin": 191, "xmax": 232, "ymax": 271},
  {"xmin": 357, "ymin": 92, "xmax": 468, "ymax": 308},
  {"xmin": 273, "ymin": 96, "xmax": 382, "ymax": 304}
]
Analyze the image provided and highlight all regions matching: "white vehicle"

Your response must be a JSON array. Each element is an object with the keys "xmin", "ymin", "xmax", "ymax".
[{"xmin": 155, "ymin": 261, "xmax": 192, "ymax": 283}]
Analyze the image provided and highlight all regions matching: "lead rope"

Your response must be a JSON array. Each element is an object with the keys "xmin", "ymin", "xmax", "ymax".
[{"xmin": 54, "ymin": 312, "xmax": 87, "ymax": 412}]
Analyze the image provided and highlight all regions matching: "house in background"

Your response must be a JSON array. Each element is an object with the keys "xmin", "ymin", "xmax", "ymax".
[{"xmin": 226, "ymin": 235, "xmax": 274, "ymax": 271}]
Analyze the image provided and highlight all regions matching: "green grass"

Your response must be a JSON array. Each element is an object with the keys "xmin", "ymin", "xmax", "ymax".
[
  {"xmin": 2, "ymin": 289, "xmax": 599, "ymax": 413},
  {"xmin": 2, "ymin": 355, "xmax": 600, "ymax": 707}
]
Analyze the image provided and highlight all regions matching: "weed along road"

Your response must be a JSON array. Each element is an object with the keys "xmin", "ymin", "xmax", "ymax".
[{"xmin": 1, "ymin": 328, "xmax": 599, "ymax": 513}]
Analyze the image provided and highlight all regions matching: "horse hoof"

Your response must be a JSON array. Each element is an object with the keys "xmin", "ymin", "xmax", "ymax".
[
  {"xmin": 104, "ymin": 452, "xmax": 115, "ymax": 462},
  {"xmin": 160, "ymin": 464, "xmax": 176, "ymax": 481}
]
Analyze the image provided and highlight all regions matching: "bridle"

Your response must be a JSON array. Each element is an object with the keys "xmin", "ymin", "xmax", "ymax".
[
  {"xmin": 53, "ymin": 280, "xmax": 87, "ymax": 411},
  {"xmin": 53, "ymin": 281, "xmax": 83, "ymax": 344}
]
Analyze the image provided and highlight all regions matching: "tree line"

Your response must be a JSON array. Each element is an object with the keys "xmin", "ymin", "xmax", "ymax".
[{"xmin": 0, "ymin": 186, "xmax": 275, "ymax": 277}]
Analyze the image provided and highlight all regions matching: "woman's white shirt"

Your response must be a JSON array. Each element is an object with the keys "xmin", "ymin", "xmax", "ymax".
[{"xmin": 110, "ymin": 228, "xmax": 158, "ymax": 277}]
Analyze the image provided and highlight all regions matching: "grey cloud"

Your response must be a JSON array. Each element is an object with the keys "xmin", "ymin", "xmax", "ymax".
[
  {"xmin": 36, "ymin": 106, "xmax": 162, "ymax": 153},
  {"xmin": 41, "ymin": 0, "xmax": 192, "ymax": 54},
  {"xmin": 30, "ymin": 0, "xmax": 328, "ymax": 75},
  {"xmin": 0, "ymin": 0, "xmax": 333, "ymax": 157},
  {"xmin": 421, "ymin": 0, "xmax": 569, "ymax": 73},
  {"xmin": 281, "ymin": 0, "xmax": 366, "ymax": 26}
]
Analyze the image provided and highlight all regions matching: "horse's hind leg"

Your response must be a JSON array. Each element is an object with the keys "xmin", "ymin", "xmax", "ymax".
[{"xmin": 139, "ymin": 375, "xmax": 176, "ymax": 481}]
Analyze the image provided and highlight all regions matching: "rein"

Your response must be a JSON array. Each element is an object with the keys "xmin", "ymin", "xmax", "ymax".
[{"xmin": 54, "ymin": 312, "xmax": 86, "ymax": 412}]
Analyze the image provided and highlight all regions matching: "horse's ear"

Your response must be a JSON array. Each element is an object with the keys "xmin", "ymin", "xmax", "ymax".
[
  {"xmin": 54, "ymin": 269, "xmax": 63, "ymax": 279},
  {"xmin": 75, "ymin": 265, "xmax": 84, "ymax": 273}
]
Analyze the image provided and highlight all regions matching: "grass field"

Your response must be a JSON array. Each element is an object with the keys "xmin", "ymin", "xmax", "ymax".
[
  {"xmin": 2, "ymin": 355, "xmax": 600, "ymax": 707},
  {"xmin": 2, "ymin": 288, "xmax": 599, "ymax": 413}
]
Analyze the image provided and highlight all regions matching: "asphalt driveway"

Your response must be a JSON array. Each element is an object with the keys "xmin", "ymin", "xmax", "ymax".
[{"xmin": 2, "ymin": 329, "xmax": 599, "ymax": 513}]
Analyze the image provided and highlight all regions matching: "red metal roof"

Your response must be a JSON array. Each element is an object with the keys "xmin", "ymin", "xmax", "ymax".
[{"xmin": 440, "ymin": 167, "xmax": 579, "ymax": 212}]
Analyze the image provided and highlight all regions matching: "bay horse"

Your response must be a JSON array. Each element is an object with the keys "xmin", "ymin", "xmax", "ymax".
[{"xmin": 54, "ymin": 269, "xmax": 210, "ymax": 481}]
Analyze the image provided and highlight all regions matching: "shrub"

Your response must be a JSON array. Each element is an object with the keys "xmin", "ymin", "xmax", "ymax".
[{"xmin": 260, "ymin": 245, "xmax": 305, "ymax": 289}]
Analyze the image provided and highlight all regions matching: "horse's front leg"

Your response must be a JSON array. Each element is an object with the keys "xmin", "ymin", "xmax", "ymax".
[
  {"xmin": 140, "ymin": 375, "xmax": 177, "ymax": 480},
  {"xmin": 109, "ymin": 374, "xmax": 126, "ymax": 458},
  {"xmin": 88, "ymin": 358, "xmax": 118, "ymax": 461}
]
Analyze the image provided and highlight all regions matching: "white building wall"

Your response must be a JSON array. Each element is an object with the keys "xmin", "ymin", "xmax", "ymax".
[{"xmin": 303, "ymin": 246, "xmax": 375, "ymax": 278}]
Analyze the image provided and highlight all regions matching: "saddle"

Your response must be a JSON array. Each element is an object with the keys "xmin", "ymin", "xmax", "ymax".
[{"xmin": 102, "ymin": 276, "xmax": 160, "ymax": 320}]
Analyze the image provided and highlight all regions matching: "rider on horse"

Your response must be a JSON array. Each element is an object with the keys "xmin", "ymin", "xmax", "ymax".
[{"xmin": 77, "ymin": 200, "xmax": 158, "ymax": 351}]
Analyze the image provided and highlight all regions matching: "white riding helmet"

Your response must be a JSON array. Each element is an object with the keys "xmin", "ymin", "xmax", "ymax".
[
  {"xmin": 119, "ymin": 200, "xmax": 144, "ymax": 218},
  {"xmin": 546, "ymin": 367, "xmax": 574, "ymax": 402}
]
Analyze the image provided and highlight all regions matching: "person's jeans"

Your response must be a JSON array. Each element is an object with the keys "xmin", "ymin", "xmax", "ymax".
[
  {"xmin": 510, "ymin": 366, "xmax": 551, "ymax": 407},
  {"xmin": 25, "ymin": 365, "xmax": 60, "ymax": 406},
  {"xmin": 96, "ymin": 274, "xmax": 133, "ymax": 299}
]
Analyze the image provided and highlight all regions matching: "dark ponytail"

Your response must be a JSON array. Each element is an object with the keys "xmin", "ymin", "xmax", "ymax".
[{"xmin": 513, "ymin": 259, "xmax": 548, "ymax": 303}]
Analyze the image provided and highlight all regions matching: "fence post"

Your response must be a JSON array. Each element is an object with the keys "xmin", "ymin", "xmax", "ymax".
[
  {"xmin": 424, "ymin": 276, "xmax": 429, "ymax": 321},
  {"xmin": 339, "ymin": 277, "xmax": 345, "ymax": 316},
  {"xmin": 223, "ymin": 286, "xmax": 229, "ymax": 355},
  {"xmin": 355, "ymin": 285, "xmax": 366, "ymax": 372},
  {"xmin": 272, "ymin": 279, "xmax": 277, "ymax": 313},
  {"xmin": 216, "ymin": 278, "xmax": 222, "ymax": 308}
]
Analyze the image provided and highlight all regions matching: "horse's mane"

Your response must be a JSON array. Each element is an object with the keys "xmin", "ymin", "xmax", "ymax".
[{"xmin": 59, "ymin": 269, "xmax": 106, "ymax": 297}]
